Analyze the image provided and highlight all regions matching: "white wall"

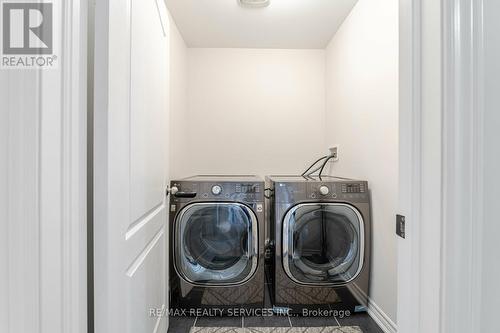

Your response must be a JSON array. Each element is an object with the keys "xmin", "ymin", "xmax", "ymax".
[
  {"xmin": 170, "ymin": 48, "xmax": 326, "ymax": 179},
  {"xmin": 324, "ymin": 0, "xmax": 399, "ymax": 325},
  {"xmin": 169, "ymin": 15, "xmax": 189, "ymax": 179}
]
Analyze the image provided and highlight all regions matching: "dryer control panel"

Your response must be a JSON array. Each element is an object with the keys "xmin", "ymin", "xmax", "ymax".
[
  {"xmin": 341, "ymin": 183, "xmax": 366, "ymax": 194},
  {"xmin": 170, "ymin": 180, "xmax": 263, "ymax": 203},
  {"xmin": 306, "ymin": 181, "xmax": 369, "ymax": 202}
]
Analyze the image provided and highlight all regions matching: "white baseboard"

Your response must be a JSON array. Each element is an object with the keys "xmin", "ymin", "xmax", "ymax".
[
  {"xmin": 365, "ymin": 298, "xmax": 397, "ymax": 333},
  {"xmin": 348, "ymin": 284, "xmax": 397, "ymax": 333}
]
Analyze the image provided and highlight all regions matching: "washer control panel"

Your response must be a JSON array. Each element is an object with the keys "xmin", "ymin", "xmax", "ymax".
[
  {"xmin": 235, "ymin": 183, "xmax": 261, "ymax": 194},
  {"xmin": 170, "ymin": 181, "xmax": 263, "ymax": 203},
  {"xmin": 341, "ymin": 183, "xmax": 366, "ymax": 193},
  {"xmin": 307, "ymin": 183, "xmax": 336, "ymax": 199}
]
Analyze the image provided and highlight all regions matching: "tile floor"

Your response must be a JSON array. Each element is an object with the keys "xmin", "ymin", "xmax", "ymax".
[
  {"xmin": 167, "ymin": 283, "xmax": 383, "ymax": 333},
  {"xmin": 168, "ymin": 312, "xmax": 383, "ymax": 333}
]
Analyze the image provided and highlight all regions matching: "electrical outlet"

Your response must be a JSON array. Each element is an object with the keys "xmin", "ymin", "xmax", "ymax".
[{"xmin": 329, "ymin": 145, "xmax": 339, "ymax": 161}]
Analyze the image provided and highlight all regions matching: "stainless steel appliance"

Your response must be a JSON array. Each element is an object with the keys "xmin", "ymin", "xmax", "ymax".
[
  {"xmin": 169, "ymin": 175, "xmax": 265, "ymax": 313},
  {"xmin": 266, "ymin": 175, "xmax": 371, "ymax": 314}
]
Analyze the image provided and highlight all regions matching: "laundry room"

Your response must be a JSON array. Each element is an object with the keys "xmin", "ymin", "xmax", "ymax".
[
  {"xmin": 165, "ymin": 0, "xmax": 398, "ymax": 332},
  {"xmin": 6, "ymin": 0, "xmax": 499, "ymax": 331}
]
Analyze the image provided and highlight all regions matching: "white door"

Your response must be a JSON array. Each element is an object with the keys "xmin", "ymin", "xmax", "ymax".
[{"xmin": 94, "ymin": 0, "xmax": 170, "ymax": 332}]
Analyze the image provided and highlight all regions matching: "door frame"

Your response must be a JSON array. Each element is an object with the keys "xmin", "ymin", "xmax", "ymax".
[
  {"xmin": 398, "ymin": 1, "xmax": 427, "ymax": 331},
  {"xmin": 440, "ymin": 0, "xmax": 485, "ymax": 331},
  {"xmin": 1, "ymin": 1, "xmax": 88, "ymax": 332},
  {"xmin": 398, "ymin": 0, "xmax": 486, "ymax": 332},
  {"xmin": 398, "ymin": 0, "xmax": 444, "ymax": 331}
]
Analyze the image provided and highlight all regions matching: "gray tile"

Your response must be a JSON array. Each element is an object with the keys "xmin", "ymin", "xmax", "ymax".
[
  {"xmin": 169, "ymin": 325, "xmax": 192, "ymax": 333},
  {"xmin": 338, "ymin": 313, "xmax": 383, "ymax": 333},
  {"xmin": 196, "ymin": 316, "xmax": 243, "ymax": 328},
  {"xmin": 244, "ymin": 315, "xmax": 291, "ymax": 327},
  {"xmin": 168, "ymin": 316, "xmax": 196, "ymax": 333},
  {"xmin": 290, "ymin": 316, "xmax": 339, "ymax": 327},
  {"xmin": 190, "ymin": 328, "xmax": 241, "ymax": 333},
  {"xmin": 190, "ymin": 327, "xmax": 362, "ymax": 333}
]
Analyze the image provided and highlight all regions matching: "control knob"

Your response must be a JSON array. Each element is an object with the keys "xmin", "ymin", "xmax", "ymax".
[
  {"xmin": 319, "ymin": 185, "xmax": 330, "ymax": 196},
  {"xmin": 211, "ymin": 185, "xmax": 222, "ymax": 195}
]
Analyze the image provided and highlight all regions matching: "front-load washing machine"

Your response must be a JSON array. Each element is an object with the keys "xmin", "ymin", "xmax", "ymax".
[
  {"xmin": 266, "ymin": 175, "xmax": 371, "ymax": 314},
  {"xmin": 169, "ymin": 175, "xmax": 265, "ymax": 314}
]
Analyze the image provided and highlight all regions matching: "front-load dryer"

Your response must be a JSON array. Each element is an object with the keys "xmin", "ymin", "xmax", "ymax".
[
  {"xmin": 169, "ymin": 175, "xmax": 265, "ymax": 314},
  {"xmin": 266, "ymin": 175, "xmax": 371, "ymax": 314}
]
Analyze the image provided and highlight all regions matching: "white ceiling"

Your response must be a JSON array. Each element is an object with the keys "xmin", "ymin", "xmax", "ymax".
[{"xmin": 165, "ymin": 0, "xmax": 358, "ymax": 49}]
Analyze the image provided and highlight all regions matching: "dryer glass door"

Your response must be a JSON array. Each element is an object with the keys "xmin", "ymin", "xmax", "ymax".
[
  {"xmin": 175, "ymin": 202, "xmax": 258, "ymax": 285},
  {"xmin": 283, "ymin": 203, "xmax": 364, "ymax": 285}
]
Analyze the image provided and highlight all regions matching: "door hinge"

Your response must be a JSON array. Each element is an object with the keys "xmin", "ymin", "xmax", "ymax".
[{"xmin": 396, "ymin": 214, "xmax": 406, "ymax": 238}]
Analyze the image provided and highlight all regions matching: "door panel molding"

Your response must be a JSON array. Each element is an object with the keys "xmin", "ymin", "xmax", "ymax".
[
  {"xmin": 126, "ymin": 202, "xmax": 166, "ymax": 240},
  {"xmin": 126, "ymin": 227, "xmax": 165, "ymax": 278}
]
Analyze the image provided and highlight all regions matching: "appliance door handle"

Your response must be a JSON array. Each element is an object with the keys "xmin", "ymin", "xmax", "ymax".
[{"xmin": 174, "ymin": 191, "xmax": 197, "ymax": 198}]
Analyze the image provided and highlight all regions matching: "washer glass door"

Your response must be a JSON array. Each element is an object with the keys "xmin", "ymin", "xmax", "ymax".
[
  {"xmin": 175, "ymin": 202, "xmax": 258, "ymax": 285},
  {"xmin": 283, "ymin": 203, "xmax": 364, "ymax": 285}
]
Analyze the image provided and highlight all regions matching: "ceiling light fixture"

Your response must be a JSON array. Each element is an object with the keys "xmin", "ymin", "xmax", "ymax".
[{"xmin": 238, "ymin": 0, "xmax": 271, "ymax": 8}]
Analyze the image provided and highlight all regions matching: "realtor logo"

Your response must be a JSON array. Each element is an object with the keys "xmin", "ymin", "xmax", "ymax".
[
  {"xmin": 1, "ymin": 1, "xmax": 57, "ymax": 69},
  {"xmin": 3, "ymin": 2, "xmax": 52, "ymax": 54}
]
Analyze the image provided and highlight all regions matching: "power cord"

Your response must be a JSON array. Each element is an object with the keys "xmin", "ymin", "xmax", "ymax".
[
  {"xmin": 318, "ymin": 155, "xmax": 335, "ymax": 179},
  {"xmin": 301, "ymin": 155, "xmax": 328, "ymax": 176}
]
